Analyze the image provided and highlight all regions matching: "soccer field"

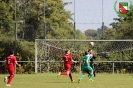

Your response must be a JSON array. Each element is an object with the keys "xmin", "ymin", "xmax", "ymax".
[{"xmin": 0, "ymin": 73, "xmax": 133, "ymax": 88}]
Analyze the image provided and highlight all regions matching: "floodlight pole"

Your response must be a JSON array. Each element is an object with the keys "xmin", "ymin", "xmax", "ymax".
[
  {"xmin": 14, "ymin": 0, "xmax": 17, "ymax": 74},
  {"xmin": 74, "ymin": 0, "xmax": 76, "ymax": 51},
  {"xmin": 102, "ymin": 0, "xmax": 104, "ymax": 57},
  {"xmin": 14, "ymin": 0, "xmax": 17, "ymax": 56},
  {"xmin": 102, "ymin": 0, "xmax": 104, "ymax": 39},
  {"xmin": 74, "ymin": 0, "xmax": 76, "ymax": 40},
  {"xmin": 44, "ymin": 0, "xmax": 46, "ymax": 39}
]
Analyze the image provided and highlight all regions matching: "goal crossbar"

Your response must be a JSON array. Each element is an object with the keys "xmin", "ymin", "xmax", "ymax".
[{"xmin": 35, "ymin": 39, "xmax": 133, "ymax": 42}]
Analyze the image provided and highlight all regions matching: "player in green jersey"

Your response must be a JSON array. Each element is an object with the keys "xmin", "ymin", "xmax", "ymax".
[{"xmin": 78, "ymin": 50, "xmax": 93, "ymax": 83}]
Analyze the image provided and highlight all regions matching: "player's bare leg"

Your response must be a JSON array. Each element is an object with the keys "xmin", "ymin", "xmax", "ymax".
[
  {"xmin": 60, "ymin": 72, "xmax": 67, "ymax": 75},
  {"xmin": 67, "ymin": 71, "xmax": 74, "ymax": 83},
  {"xmin": 6, "ymin": 74, "xmax": 14, "ymax": 86},
  {"xmin": 57, "ymin": 71, "xmax": 68, "ymax": 77}
]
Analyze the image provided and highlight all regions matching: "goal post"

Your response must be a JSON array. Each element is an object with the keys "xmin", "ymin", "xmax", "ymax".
[{"xmin": 35, "ymin": 39, "xmax": 133, "ymax": 73}]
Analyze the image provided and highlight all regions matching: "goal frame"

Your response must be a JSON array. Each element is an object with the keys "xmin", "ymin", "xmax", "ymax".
[{"xmin": 35, "ymin": 39, "xmax": 133, "ymax": 73}]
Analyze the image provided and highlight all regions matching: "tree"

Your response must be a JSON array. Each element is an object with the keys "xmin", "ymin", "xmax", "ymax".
[
  {"xmin": 44, "ymin": 0, "xmax": 74, "ymax": 39},
  {"xmin": 0, "ymin": 0, "xmax": 87, "ymax": 73},
  {"xmin": 104, "ymin": 28, "xmax": 116, "ymax": 40},
  {"xmin": 110, "ymin": 5, "xmax": 133, "ymax": 39},
  {"xmin": 75, "ymin": 29, "xmax": 87, "ymax": 39},
  {"xmin": 84, "ymin": 26, "xmax": 108, "ymax": 40},
  {"xmin": 0, "ymin": 1, "xmax": 14, "ymax": 35},
  {"xmin": 84, "ymin": 29, "xmax": 97, "ymax": 37},
  {"xmin": 15, "ymin": 0, "xmax": 81, "ymax": 40}
]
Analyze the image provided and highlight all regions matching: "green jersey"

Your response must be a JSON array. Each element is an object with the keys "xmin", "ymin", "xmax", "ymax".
[
  {"xmin": 82, "ymin": 55, "xmax": 92, "ymax": 74},
  {"xmin": 82, "ymin": 55, "xmax": 90, "ymax": 67}
]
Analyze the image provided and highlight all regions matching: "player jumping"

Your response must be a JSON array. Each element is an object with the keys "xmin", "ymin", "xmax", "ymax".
[
  {"xmin": 78, "ymin": 50, "xmax": 93, "ymax": 83},
  {"xmin": 87, "ymin": 49, "xmax": 96, "ymax": 77}
]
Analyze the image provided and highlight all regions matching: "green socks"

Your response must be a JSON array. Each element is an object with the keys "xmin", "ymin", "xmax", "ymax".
[
  {"xmin": 79, "ymin": 75, "xmax": 84, "ymax": 80},
  {"xmin": 89, "ymin": 73, "xmax": 93, "ymax": 79}
]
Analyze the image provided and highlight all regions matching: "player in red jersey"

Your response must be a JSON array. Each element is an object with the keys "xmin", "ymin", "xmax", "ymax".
[
  {"xmin": 4, "ymin": 50, "xmax": 21, "ymax": 86},
  {"xmin": 58, "ymin": 50, "xmax": 77, "ymax": 83}
]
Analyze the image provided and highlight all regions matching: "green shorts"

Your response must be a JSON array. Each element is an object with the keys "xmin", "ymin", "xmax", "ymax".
[{"xmin": 82, "ymin": 66, "xmax": 93, "ymax": 73}]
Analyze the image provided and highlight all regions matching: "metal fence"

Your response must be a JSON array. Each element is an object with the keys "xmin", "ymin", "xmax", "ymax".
[
  {"xmin": 36, "ymin": 61, "xmax": 133, "ymax": 74},
  {"xmin": 1, "ymin": 61, "xmax": 133, "ymax": 74},
  {"xmin": 0, "ymin": 61, "xmax": 35, "ymax": 74}
]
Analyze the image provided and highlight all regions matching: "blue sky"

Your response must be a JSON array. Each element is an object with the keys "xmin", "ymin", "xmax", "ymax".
[{"xmin": 63, "ymin": 0, "xmax": 132, "ymax": 33}]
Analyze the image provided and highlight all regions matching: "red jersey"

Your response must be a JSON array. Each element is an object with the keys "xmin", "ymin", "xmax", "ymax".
[
  {"xmin": 5, "ymin": 55, "xmax": 16, "ymax": 67},
  {"xmin": 62, "ymin": 54, "xmax": 72, "ymax": 65}
]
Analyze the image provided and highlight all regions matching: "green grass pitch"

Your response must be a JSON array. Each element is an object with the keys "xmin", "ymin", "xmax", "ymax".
[{"xmin": 0, "ymin": 73, "xmax": 133, "ymax": 88}]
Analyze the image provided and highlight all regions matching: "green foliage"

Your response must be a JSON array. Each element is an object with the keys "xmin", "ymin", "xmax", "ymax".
[
  {"xmin": 0, "ymin": 33, "xmax": 15, "ymax": 58},
  {"xmin": 0, "ymin": 1, "xmax": 14, "ymax": 34},
  {"xmin": 84, "ymin": 29, "xmax": 97, "ymax": 37},
  {"xmin": 99, "ymin": 5, "xmax": 133, "ymax": 61},
  {"xmin": 104, "ymin": 28, "xmax": 116, "ymax": 40},
  {"xmin": 0, "ymin": 33, "xmax": 34, "ymax": 61},
  {"xmin": 45, "ymin": 0, "xmax": 75, "ymax": 39},
  {"xmin": 0, "ymin": 32, "xmax": 34, "ymax": 73},
  {"xmin": 84, "ymin": 25, "xmax": 108, "ymax": 40},
  {"xmin": 83, "ymin": 5, "xmax": 133, "ymax": 62},
  {"xmin": 75, "ymin": 30, "xmax": 87, "ymax": 39},
  {"xmin": 110, "ymin": 5, "xmax": 133, "ymax": 39},
  {"xmin": 1, "ymin": 0, "xmax": 85, "ymax": 41},
  {"xmin": 2, "ymin": 0, "xmax": 133, "ymax": 74},
  {"xmin": 0, "ymin": 0, "xmax": 87, "ymax": 74}
]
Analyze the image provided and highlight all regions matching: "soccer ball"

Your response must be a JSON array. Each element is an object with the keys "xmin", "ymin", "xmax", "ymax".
[{"xmin": 89, "ymin": 42, "xmax": 94, "ymax": 46}]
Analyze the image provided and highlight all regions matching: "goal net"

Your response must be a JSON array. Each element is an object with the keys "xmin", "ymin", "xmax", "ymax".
[{"xmin": 35, "ymin": 39, "xmax": 133, "ymax": 73}]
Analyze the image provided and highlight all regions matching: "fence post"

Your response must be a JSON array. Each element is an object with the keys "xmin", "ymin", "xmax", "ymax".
[
  {"xmin": 40, "ymin": 61, "xmax": 41, "ymax": 73},
  {"xmin": 47, "ymin": 61, "xmax": 50, "ymax": 73},
  {"xmin": 35, "ymin": 40, "xmax": 37, "ymax": 73},
  {"xmin": 112, "ymin": 61, "xmax": 114, "ymax": 74},
  {"xmin": 80, "ymin": 62, "xmax": 82, "ymax": 73},
  {"xmin": 15, "ymin": 64, "xmax": 16, "ymax": 74}
]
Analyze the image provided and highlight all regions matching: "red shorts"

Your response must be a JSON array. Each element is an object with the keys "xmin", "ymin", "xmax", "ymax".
[
  {"xmin": 6, "ymin": 66, "xmax": 14, "ymax": 75},
  {"xmin": 64, "ymin": 64, "xmax": 71, "ymax": 71}
]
